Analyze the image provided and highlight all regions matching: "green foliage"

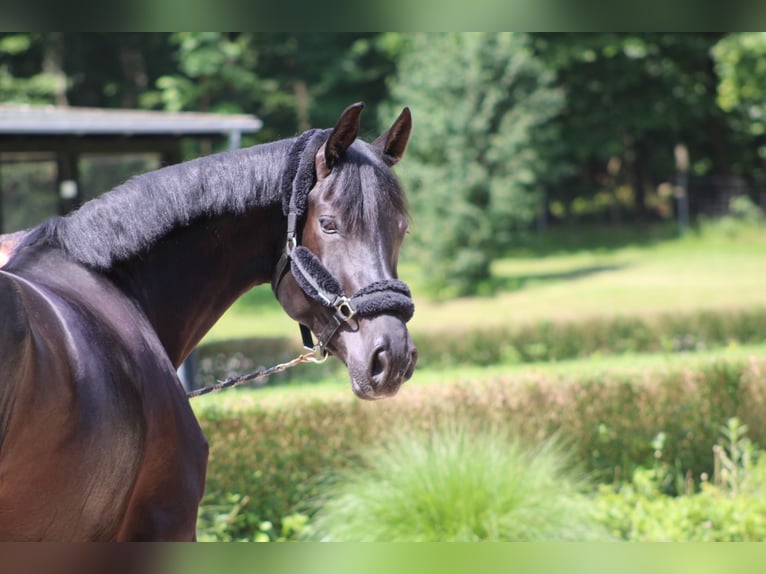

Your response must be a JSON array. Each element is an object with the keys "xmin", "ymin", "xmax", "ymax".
[
  {"xmin": 0, "ymin": 33, "xmax": 63, "ymax": 104},
  {"xmin": 386, "ymin": 33, "xmax": 565, "ymax": 295},
  {"xmin": 595, "ymin": 418, "xmax": 766, "ymax": 541},
  {"xmin": 712, "ymin": 417, "xmax": 757, "ymax": 496},
  {"xmin": 697, "ymin": 195, "xmax": 765, "ymax": 238},
  {"xmin": 597, "ymin": 480, "xmax": 766, "ymax": 542},
  {"xmin": 307, "ymin": 424, "xmax": 606, "ymax": 541},
  {"xmin": 0, "ymin": 160, "xmax": 58, "ymax": 231},
  {"xmin": 728, "ymin": 195, "xmax": 764, "ymax": 221},
  {"xmin": 399, "ymin": 307, "xmax": 766, "ymax": 369},
  {"xmin": 709, "ymin": 32, "xmax": 766, "ymax": 177},
  {"xmin": 531, "ymin": 33, "xmax": 730, "ymax": 213},
  {"xmin": 195, "ymin": 354, "xmax": 766, "ymax": 540},
  {"xmin": 196, "ymin": 491, "xmax": 309, "ymax": 542},
  {"xmin": 147, "ymin": 33, "xmax": 265, "ymax": 114},
  {"xmin": 195, "ymin": 398, "xmax": 376, "ymax": 541},
  {"xmin": 153, "ymin": 32, "xmax": 398, "ymax": 142},
  {"xmin": 713, "ymin": 33, "xmax": 766, "ymax": 140},
  {"xmin": 196, "ymin": 306, "xmax": 766, "ymax": 385},
  {"xmin": 261, "ymin": 32, "xmax": 401, "ymax": 139}
]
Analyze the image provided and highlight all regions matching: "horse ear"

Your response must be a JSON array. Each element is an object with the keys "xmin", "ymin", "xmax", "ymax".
[
  {"xmin": 325, "ymin": 102, "xmax": 364, "ymax": 170},
  {"xmin": 372, "ymin": 107, "xmax": 412, "ymax": 166}
]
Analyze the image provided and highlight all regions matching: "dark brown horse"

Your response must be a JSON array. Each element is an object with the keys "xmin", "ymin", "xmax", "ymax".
[{"xmin": 0, "ymin": 103, "xmax": 417, "ymax": 541}]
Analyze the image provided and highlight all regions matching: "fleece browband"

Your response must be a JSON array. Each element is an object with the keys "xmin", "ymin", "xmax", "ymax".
[{"xmin": 272, "ymin": 130, "xmax": 415, "ymax": 357}]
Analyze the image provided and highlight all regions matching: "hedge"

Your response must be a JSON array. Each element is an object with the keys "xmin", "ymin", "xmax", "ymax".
[
  {"xmin": 196, "ymin": 306, "xmax": 766, "ymax": 387},
  {"xmin": 195, "ymin": 354, "xmax": 766, "ymax": 540}
]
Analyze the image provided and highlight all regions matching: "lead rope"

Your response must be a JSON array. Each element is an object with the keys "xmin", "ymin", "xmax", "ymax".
[{"xmin": 186, "ymin": 348, "xmax": 327, "ymax": 399}]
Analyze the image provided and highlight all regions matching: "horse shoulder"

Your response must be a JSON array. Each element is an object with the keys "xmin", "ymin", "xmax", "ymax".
[
  {"xmin": 0, "ymin": 271, "xmax": 31, "ymax": 353},
  {"xmin": 1, "ymin": 256, "xmax": 207, "ymax": 540},
  {"xmin": 0, "ymin": 269, "xmax": 147, "ymax": 540},
  {"xmin": 0, "ymin": 272, "xmax": 33, "ymax": 444}
]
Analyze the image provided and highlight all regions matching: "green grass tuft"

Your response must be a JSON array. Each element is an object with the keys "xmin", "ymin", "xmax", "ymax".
[{"xmin": 307, "ymin": 423, "xmax": 608, "ymax": 542}]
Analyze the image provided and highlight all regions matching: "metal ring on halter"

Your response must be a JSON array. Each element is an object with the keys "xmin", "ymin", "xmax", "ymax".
[
  {"xmin": 305, "ymin": 345, "xmax": 329, "ymax": 364},
  {"xmin": 333, "ymin": 296, "xmax": 356, "ymax": 322}
]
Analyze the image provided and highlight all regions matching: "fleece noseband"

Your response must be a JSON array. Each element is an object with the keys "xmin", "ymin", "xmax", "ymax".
[{"xmin": 271, "ymin": 129, "xmax": 415, "ymax": 359}]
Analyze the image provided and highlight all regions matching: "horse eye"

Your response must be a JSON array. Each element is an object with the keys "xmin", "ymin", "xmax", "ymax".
[{"xmin": 319, "ymin": 217, "xmax": 338, "ymax": 234}]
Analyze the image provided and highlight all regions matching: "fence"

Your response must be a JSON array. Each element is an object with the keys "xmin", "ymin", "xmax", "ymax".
[{"xmin": 687, "ymin": 175, "xmax": 766, "ymax": 218}]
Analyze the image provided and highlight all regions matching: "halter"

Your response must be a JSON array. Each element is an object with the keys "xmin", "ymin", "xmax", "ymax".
[{"xmin": 271, "ymin": 129, "xmax": 414, "ymax": 360}]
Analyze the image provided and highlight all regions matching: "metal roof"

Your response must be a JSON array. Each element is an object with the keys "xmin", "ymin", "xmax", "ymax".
[{"xmin": 0, "ymin": 104, "xmax": 263, "ymax": 136}]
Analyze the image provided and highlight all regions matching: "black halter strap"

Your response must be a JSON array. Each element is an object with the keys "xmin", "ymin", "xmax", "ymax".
[{"xmin": 271, "ymin": 130, "xmax": 414, "ymax": 359}]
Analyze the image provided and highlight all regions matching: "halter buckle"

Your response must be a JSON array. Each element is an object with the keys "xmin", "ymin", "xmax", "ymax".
[{"xmin": 334, "ymin": 296, "xmax": 356, "ymax": 322}]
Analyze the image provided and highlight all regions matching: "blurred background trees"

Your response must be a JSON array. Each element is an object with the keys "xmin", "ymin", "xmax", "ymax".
[
  {"xmin": 2, "ymin": 32, "xmax": 765, "ymax": 295},
  {"xmin": 386, "ymin": 33, "xmax": 565, "ymax": 295}
]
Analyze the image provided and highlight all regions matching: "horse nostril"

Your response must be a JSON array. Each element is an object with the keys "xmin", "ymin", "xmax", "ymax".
[
  {"xmin": 404, "ymin": 346, "xmax": 418, "ymax": 380},
  {"xmin": 370, "ymin": 344, "xmax": 390, "ymax": 382}
]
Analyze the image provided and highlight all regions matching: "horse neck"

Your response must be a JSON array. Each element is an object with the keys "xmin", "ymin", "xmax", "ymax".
[{"xmin": 108, "ymin": 143, "xmax": 291, "ymax": 367}]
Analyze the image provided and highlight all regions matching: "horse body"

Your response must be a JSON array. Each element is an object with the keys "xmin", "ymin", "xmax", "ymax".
[
  {"xmin": 0, "ymin": 103, "xmax": 416, "ymax": 540},
  {"xmin": 0, "ymin": 150, "xmax": 283, "ymax": 540},
  {"xmin": 0, "ymin": 247, "xmax": 207, "ymax": 540}
]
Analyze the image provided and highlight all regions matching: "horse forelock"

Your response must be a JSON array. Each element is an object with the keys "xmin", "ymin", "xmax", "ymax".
[
  {"xmin": 328, "ymin": 140, "xmax": 408, "ymax": 236},
  {"xmin": 280, "ymin": 130, "xmax": 407, "ymax": 238}
]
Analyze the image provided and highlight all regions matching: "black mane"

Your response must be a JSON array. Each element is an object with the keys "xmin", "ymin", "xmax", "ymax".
[
  {"xmin": 14, "ymin": 132, "xmax": 407, "ymax": 271},
  {"xmin": 20, "ymin": 140, "xmax": 290, "ymax": 270}
]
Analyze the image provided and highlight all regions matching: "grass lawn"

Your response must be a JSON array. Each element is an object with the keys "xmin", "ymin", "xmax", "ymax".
[{"xmin": 203, "ymin": 222, "xmax": 766, "ymax": 343}]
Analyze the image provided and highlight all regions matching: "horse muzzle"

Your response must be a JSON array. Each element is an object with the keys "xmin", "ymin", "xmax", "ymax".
[{"xmin": 341, "ymin": 316, "xmax": 418, "ymax": 400}]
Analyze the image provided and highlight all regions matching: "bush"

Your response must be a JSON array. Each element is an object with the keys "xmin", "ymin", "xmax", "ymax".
[
  {"xmin": 195, "ymin": 355, "xmax": 766, "ymax": 540},
  {"xmin": 307, "ymin": 423, "xmax": 607, "ymax": 541},
  {"xmin": 594, "ymin": 418, "xmax": 766, "ymax": 541},
  {"xmin": 195, "ymin": 307, "xmax": 766, "ymax": 382},
  {"xmin": 196, "ymin": 398, "xmax": 373, "ymax": 541},
  {"xmin": 412, "ymin": 307, "xmax": 766, "ymax": 369},
  {"xmin": 728, "ymin": 195, "xmax": 764, "ymax": 223},
  {"xmin": 595, "ymin": 475, "xmax": 766, "ymax": 541},
  {"xmin": 698, "ymin": 196, "xmax": 765, "ymax": 238}
]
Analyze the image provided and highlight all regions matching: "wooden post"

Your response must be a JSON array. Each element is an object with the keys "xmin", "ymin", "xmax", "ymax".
[
  {"xmin": 674, "ymin": 144, "xmax": 690, "ymax": 236},
  {"xmin": 0, "ymin": 155, "xmax": 4, "ymax": 234},
  {"xmin": 160, "ymin": 141, "xmax": 183, "ymax": 168},
  {"xmin": 57, "ymin": 150, "xmax": 81, "ymax": 216}
]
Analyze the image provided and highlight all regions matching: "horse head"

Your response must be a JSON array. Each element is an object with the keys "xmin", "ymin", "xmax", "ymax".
[{"xmin": 274, "ymin": 103, "xmax": 417, "ymax": 400}]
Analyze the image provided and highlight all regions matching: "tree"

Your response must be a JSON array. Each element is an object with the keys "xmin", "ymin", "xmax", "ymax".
[
  {"xmin": 385, "ymin": 33, "xmax": 565, "ymax": 296},
  {"xmin": 143, "ymin": 33, "xmax": 399, "ymax": 143},
  {"xmin": 0, "ymin": 33, "xmax": 179, "ymax": 109},
  {"xmin": 530, "ymin": 33, "xmax": 731, "ymax": 222},
  {"xmin": 0, "ymin": 34, "xmax": 63, "ymax": 104},
  {"xmin": 143, "ymin": 33, "xmax": 265, "ymax": 116},
  {"xmin": 245, "ymin": 33, "xmax": 399, "ymax": 141},
  {"xmin": 712, "ymin": 33, "xmax": 766, "ymax": 177}
]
